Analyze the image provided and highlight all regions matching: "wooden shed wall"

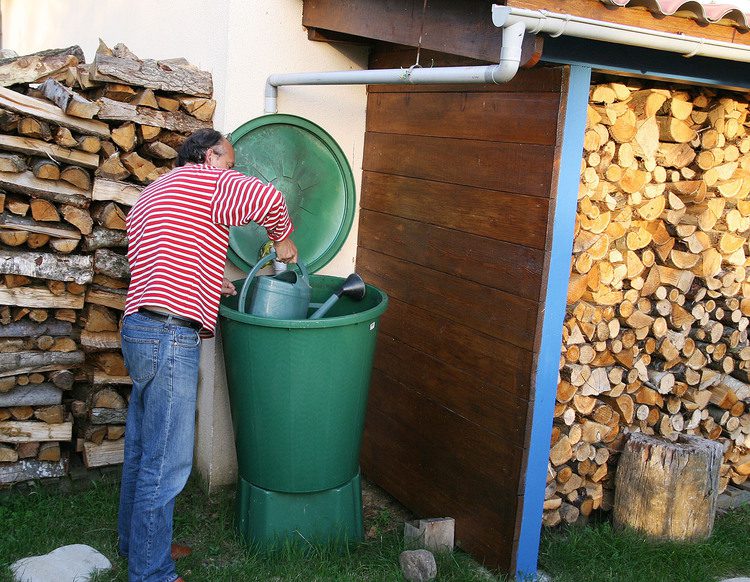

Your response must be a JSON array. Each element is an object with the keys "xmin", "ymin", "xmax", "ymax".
[{"xmin": 357, "ymin": 56, "xmax": 569, "ymax": 570}]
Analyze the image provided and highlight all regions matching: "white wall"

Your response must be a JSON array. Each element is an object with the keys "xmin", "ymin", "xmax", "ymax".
[{"xmin": 2, "ymin": 0, "xmax": 369, "ymax": 490}]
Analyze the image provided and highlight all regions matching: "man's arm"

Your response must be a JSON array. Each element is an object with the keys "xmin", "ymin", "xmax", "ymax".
[{"xmin": 273, "ymin": 236, "xmax": 298, "ymax": 264}]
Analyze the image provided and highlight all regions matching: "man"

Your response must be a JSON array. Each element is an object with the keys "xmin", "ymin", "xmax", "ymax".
[{"xmin": 118, "ymin": 129, "xmax": 298, "ymax": 582}]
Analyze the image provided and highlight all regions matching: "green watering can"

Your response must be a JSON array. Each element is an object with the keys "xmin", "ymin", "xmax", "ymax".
[{"xmin": 238, "ymin": 250, "xmax": 311, "ymax": 319}]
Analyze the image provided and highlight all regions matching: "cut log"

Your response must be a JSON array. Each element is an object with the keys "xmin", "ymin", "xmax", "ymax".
[
  {"xmin": 54, "ymin": 127, "xmax": 77, "ymax": 148},
  {"xmin": 82, "ymin": 226, "xmax": 128, "ymax": 251},
  {"xmin": 92, "ymin": 202, "xmax": 126, "ymax": 230},
  {"xmin": 93, "ymin": 249, "xmax": 129, "ymax": 279},
  {"xmin": 0, "ymin": 350, "xmax": 84, "ymax": 377},
  {"xmin": 0, "ymin": 249, "xmax": 93, "ymax": 283},
  {"xmin": 96, "ymin": 153, "xmax": 130, "ymax": 181},
  {"xmin": 18, "ymin": 117, "xmax": 52, "ymax": 141},
  {"xmin": 614, "ymin": 433, "xmax": 722, "ymax": 540},
  {"xmin": 76, "ymin": 135, "xmax": 101, "ymax": 153},
  {"xmin": 89, "ymin": 407, "xmax": 127, "ymax": 424},
  {"xmin": 34, "ymin": 405, "xmax": 65, "ymax": 424},
  {"xmin": 0, "ymin": 420, "xmax": 72, "ymax": 442},
  {"xmin": 91, "ymin": 54, "xmax": 212, "ymax": 97},
  {"xmin": 0, "ymin": 319, "xmax": 72, "ymax": 337},
  {"xmin": 0, "ymin": 385, "xmax": 62, "ymax": 407},
  {"xmin": 30, "ymin": 198, "xmax": 60, "ymax": 222},
  {"xmin": 0, "ymin": 457, "xmax": 67, "ymax": 484},
  {"xmin": 60, "ymin": 204, "xmax": 93, "ymax": 234},
  {"xmin": 85, "ymin": 286, "xmax": 126, "ymax": 311},
  {"xmin": 0, "ymin": 47, "xmax": 83, "ymax": 86},
  {"xmin": 96, "ymin": 97, "xmax": 211, "ymax": 133},
  {"xmin": 0, "ymin": 153, "xmax": 26, "ymax": 173},
  {"xmin": 59, "ymin": 166, "xmax": 91, "ymax": 191},
  {"xmin": 38, "ymin": 78, "xmax": 99, "ymax": 119},
  {"xmin": 92, "ymin": 177, "xmax": 142, "ymax": 206},
  {"xmin": 80, "ymin": 330, "xmax": 121, "ymax": 351},
  {"xmin": 111, "ymin": 122, "xmax": 137, "ymax": 151},
  {"xmin": 0, "ymin": 86, "xmax": 109, "ymax": 137},
  {"xmin": 179, "ymin": 96, "xmax": 216, "ymax": 121},
  {"xmin": 0, "ymin": 134, "xmax": 99, "ymax": 168},
  {"xmin": 0, "ymin": 170, "xmax": 90, "ymax": 208},
  {"xmin": 0, "ymin": 212, "xmax": 81, "ymax": 240},
  {"xmin": 142, "ymin": 141, "xmax": 177, "ymax": 160},
  {"xmin": 120, "ymin": 152, "xmax": 157, "ymax": 183},
  {"xmin": 83, "ymin": 438, "xmax": 124, "ymax": 467}
]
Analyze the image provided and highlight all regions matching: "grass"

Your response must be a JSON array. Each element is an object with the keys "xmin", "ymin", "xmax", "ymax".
[
  {"xmin": 0, "ymin": 476, "xmax": 501, "ymax": 582},
  {"xmin": 3, "ymin": 475, "xmax": 750, "ymax": 582},
  {"xmin": 539, "ymin": 505, "xmax": 750, "ymax": 582}
]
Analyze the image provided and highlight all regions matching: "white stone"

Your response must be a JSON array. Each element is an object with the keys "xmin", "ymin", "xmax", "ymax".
[
  {"xmin": 11, "ymin": 544, "xmax": 111, "ymax": 582},
  {"xmin": 719, "ymin": 578, "xmax": 750, "ymax": 582},
  {"xmin": 399, "ymin": 549, "xmax": 437, "ymax": 582}
]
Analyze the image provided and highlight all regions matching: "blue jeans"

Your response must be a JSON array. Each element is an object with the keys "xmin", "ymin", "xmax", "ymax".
[{"xmin": 118, "ymin": 312, "xmax": 201, "ymax": 582}]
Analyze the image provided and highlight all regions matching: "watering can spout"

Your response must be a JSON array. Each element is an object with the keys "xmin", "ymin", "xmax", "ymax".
[{"xmin": 308, "ymin": 273, "xmax": 366, "ymax": 320}]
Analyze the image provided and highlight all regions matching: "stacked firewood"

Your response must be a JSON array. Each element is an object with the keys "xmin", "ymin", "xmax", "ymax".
[
  {"xmin": 0, "ymin": 43, "xmax": 213, "ymax": 483},
  {"xmin": 545, "ymin": 78, "xmax": 750, "ymax": 527}
]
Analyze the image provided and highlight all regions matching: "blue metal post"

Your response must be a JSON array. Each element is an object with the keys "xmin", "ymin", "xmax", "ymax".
[{"xmin": 515, "ymin": 64, "xmax": 592, "ymax": 580}]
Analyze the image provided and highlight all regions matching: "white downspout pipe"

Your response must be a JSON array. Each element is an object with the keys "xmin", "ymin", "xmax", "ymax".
[
  {"xmin": 263, "ymin": 20, "xmax": 526, "ymax": 114},
  {"xmin": 492, "ymin": 5, "xmax": 750, "ymax": 63}
]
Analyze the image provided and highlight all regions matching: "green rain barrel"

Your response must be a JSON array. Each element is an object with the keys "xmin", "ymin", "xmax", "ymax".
[
  {"xmin": 219, "ymin": 278, "xmax": 388, "ymax": 548},
  {"xmin": 221, "ymin": 113, "xmax": 386, "ymax": 549}
]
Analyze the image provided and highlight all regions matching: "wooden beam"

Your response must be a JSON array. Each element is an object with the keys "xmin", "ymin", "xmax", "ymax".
[
  {"xmin": 0, "ymin": 134, "xmax": 98, "ymax": 168},
  {"xmin": 303, "ymin": 0, "xmax": 503, "ymax": 62},
  {"xmin": 0, "ymin": 86, "xmax": 110, "ymax": 138},
  {"xmin": 0, "ymin": 350, "xmax": 85, "ymax": 378}
]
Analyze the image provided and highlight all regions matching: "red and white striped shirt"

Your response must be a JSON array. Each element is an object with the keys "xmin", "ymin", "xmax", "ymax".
[{"xmin": 124, "ymin": 164, "xmax": 293, "ymax": 337}]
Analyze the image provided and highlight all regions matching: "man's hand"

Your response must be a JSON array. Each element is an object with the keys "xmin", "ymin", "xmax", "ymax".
[
  {"xmin": 221, "ymin": 278, "xmax": 236, "ymax": 296},
  {"xmin": 274, "ymin": 237, "xmax": 298, "ymax": 264}
]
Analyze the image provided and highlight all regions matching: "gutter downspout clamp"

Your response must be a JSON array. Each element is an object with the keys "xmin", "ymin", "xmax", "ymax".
[{"xmin": 263, "ymin": 20, "xmax": 526, "ymax": 114}]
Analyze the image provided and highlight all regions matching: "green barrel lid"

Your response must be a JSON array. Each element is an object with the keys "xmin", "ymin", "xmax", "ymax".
[{"xmin": 227, "ymin": 114, "xmax": 356, "ymax": 274}]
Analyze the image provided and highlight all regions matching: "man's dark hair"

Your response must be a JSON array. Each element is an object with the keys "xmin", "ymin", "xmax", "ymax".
[{"xmin": 177, "ymin": 129, "xmax": 225, "ymax": 166}]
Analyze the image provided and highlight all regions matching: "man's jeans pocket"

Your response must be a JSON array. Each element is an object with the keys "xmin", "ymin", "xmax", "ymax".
[{"xmin": 121, "ymin": 335, "xmax": 159, "ymax": 383}]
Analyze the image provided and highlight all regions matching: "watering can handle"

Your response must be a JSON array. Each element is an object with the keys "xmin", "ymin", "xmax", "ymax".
[
  {"xmin": 237, "ymin": 250, "xmax": 277, "ymax": 314},
  {"xmin": 236, "ymin": 250, "xmax": 311, "ymax": 314}
]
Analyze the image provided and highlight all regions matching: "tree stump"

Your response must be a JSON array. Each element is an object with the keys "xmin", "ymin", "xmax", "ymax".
[{"xmin": 613, "ymin": 432, "xmax": 722, "ymax": 540}]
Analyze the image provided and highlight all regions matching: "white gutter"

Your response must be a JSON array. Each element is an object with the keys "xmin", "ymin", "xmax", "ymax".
[
  {"xmin": 263, "ymin": 21, "xmax": 526, "ymax": 113},
  {"xmin": 492, "ymin": 5, "xmax": 750, "ymax": 63}
]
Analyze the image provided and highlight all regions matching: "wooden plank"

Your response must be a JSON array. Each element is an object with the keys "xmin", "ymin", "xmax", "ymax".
[
  {"xmin": 0, "ymin": 134, "xmax": 99, "ymax": 168},
  {"xmin": 375, "ymin": 332, "xmax": 527, "ymax": 444},
  {"xmin": 378, "ymin": 297, "xmax": 533, "ymax": 397},
  {"xmin": 0, "ymin": 171, "xmax": 90, "ymax": 208},
  {"xmin": 363, "ymin": 132, "xmax": 554, "ymax": 198},
  {"xmin": 0, "ymin": 288, "xmax": 85, "ymax": 310},
  {"xmin": 362, "ymin": 370, "xmax": 521, "ymax": 571},
  {"xmin": 303, "ymin": 0, "xmax": 505, "ymax": 62},
  {"xmin": 0, "ymin": 86, "xmax": 110, "ymax": 138},
  {"xmin": 93, "ymin": 371, "xmax": 132, "ymax": 386},
  {"xmin": 359, "ymin": 209, "xmax": 544, "ymax": 301},
  {"xmin": 0, "ymin": 457, "xmax": 67, "ymax": 484},
  {"xmin": 361, "ymin": 172, "xmax": 549, "ymax": 249},
  {"xmin": 357, "ymin": 248, "xmax": 539, "ymax": 351},
  {"xmin": 0, "ymin": 46, "xmax": 82, "ymax": 86},
  {"xmin": 366, "ymin": 90, "xmax": 560, "ymax": 145},
  {"xmin": 83, "ymin": 438, "xmax": 124, "ymax": 468},
  {"xmin": 0, "ymin": 420, "xmax": 72, "ymax": 442},
  {"xmin": 506, "ymin": 0, "xmax": 750, "ymax": 46},
  {"xmin": 92, "ymin": 177, "xmax": 143, "ymax": 206},
  {"xmin": 85, "ymin": 287, "xmax": 126, "ymax": 311}
]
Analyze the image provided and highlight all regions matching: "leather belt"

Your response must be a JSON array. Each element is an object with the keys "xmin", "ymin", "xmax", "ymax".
[{"xmin": 138, "ymin": 308, "xmax": 202, "ymax": 331}]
